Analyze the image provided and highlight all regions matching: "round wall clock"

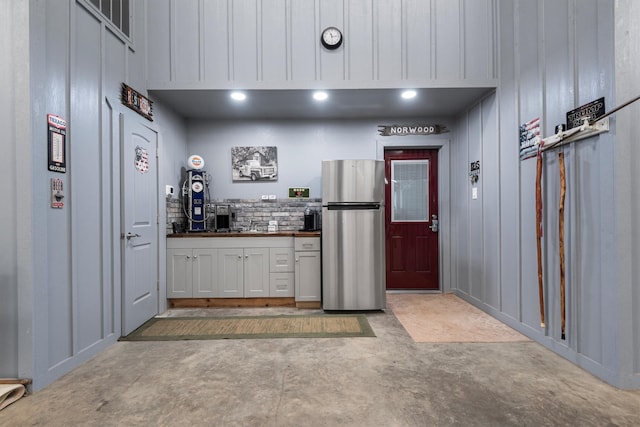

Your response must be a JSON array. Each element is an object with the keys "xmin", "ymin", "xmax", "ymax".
[{"xmin": 321, "ymin": 27, "xmax": 343, "ymax": 50}]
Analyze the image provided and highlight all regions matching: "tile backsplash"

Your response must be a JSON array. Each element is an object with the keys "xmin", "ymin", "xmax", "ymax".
[{"xmin": 166, "ymin": 197, "xmax": 322, "ymax": 234}]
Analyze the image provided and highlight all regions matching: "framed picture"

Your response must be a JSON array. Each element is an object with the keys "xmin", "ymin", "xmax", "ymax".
[{"xmin": 232, "ymin": 146, "xmax": 278, "ymax": 182}]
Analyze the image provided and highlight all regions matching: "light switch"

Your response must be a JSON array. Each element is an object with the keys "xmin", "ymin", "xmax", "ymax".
[{"xmin": 472, "ymin": 187, "xmax": 478, "ymax": 200}]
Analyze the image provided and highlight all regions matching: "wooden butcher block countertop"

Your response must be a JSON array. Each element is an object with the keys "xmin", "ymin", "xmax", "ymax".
[{"xmin": 167, "ymin": 231, "xmax": 321, "ymax": 238}]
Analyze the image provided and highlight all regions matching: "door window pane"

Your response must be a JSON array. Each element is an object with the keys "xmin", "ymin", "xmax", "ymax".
[{"xmin": 391, "ymin": 160, "xmax": 428, "ymax": 222}]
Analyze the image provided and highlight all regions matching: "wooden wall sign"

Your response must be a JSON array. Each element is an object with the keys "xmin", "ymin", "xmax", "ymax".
[
  {"xmin": 378, "ymin": 124, "xmax": 447, "ymax": 136},
  {"xmin": 122, "ymin": 83, "xmax": 153, "ymax": 121}
]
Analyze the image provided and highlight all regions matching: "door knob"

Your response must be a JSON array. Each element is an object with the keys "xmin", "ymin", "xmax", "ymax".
[
  {"xmin": 126, "ymin": 232, "xmax": 141, "ymax": 240},
  {"xmin": 429, "ymin": 215, "xmax": 439, "ymax": 233}
]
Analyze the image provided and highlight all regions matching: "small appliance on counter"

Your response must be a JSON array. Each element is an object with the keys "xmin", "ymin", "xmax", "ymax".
[
  {"xmin": 303, "ymin": 208, "xmax": 321, "ymax": 231},
  {"xmin": 214, "ymin": 205, "xmax": 231, "ymax": 232}
]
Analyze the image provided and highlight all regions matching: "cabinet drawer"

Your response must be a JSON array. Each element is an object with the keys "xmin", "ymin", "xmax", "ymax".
[
  {"xmin": 295, "ymin": 237, "xmax": 320, "ymax": 251},
  {"xmin": 270, "ymin": 248, "xmax": 295, "ymax": 272}
]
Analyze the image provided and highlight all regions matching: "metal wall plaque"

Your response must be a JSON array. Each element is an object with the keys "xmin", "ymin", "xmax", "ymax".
[
  {"xmin": 122, "ymin": 83, "xmax": 153, "ymax": 121},
  {"xmin": 566, "ymin": 97, "xmax": 605, "ymax": 129},
  {"xmin": 289, "ymin": 187, "xmax": 310, "ymax": 198},
  {"xmin": 47, "ymin": 114, "xmax": 67, "ymax": 173}
]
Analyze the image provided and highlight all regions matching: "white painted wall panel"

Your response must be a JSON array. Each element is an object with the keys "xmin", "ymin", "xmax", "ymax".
[{"xmin": 467, "ymin": 104, "xmax": 483, "ymax": 301}]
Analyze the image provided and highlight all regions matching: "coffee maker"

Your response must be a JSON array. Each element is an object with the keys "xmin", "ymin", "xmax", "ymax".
[
  {"xmin": 303, "ymin": 208, "xmax": 320, "ymax": 231},
  {"xmin": 215, "ymin": 205, "xmax": 231, "ymax": 232}
]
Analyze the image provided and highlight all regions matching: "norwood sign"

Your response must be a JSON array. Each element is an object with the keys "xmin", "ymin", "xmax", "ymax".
[{"xmin": 378, "ymin": 124, "xmax": 448, "ymax": 136}]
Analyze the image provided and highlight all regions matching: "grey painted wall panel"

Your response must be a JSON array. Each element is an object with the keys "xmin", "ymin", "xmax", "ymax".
[
  {"xmin": 347, "ymin": 0, "xmax": 373, "ymax": 81},
  {"xmin": 289, "ymin": 0, "xmax": 317, "ymax": 81},
  {"xmin": 405, "ymin": 0, "xmax": 431, "ymax": 81},
  {"xmin": 463, "ymin": 0, "xmax": 492, "ymax": 80},
  {"xmin": 452, "ymin": 0, "xmax": 639, "ymax": 388},
  {"xmin": 434, "ymin": 0, "xmax": 460, "ymax": 80},
  {"xmin": 146, "ymin": 0, "xmax": 171, "ymax": 83},
  {"xmin": 481, "ymin": 94, "xmax": 500, "ymax": 309},
  {"xmin": 375, "ymin": 0, "xmax": 402, "ymax": 82},
  {"xmin": 467, "ymin": 104, "xmax": 483, "ymax": 301},
  {"xmin": 497, "ymin": 0, "xmax": 519, "ymax": 319},
  {"xmin": 45, "ymin": 0, "xmax": 73, "ymax": 369},
  {"xmin": 0, "ymin": 0, "xmax": 28, "ymax": 379},
  {"xmin": 174, "ymin": 0, "xmax": 201, "ymax": 82},
  {"xmin": 203, "ymin": 0, "xmax": 231, "ymax": 82},
  {"xmin": 232, "ymin": 0, "xmax": 259, "ymax": 81},
  {"xmin": 147, "ymin": 0, "xmax": 496, "ymax": 88},
  {"xmin": 72, "ymin": 5, "xmax": 104, "ymax": 351},
  {"xmin": 261, "ymin": 0, "xmax": 288, "ymax": 82},
  {"xmin": 319, "ymin": 0, "xmax": 344, "ymax": 81}
]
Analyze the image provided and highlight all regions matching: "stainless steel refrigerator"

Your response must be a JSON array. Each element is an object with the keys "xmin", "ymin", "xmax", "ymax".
[{"xmin": 322, "ymin": 159, "xmax": 386, "ymax": 310}]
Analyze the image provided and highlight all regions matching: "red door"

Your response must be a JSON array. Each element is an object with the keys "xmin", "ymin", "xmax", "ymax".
[{"xmin": 384, "ymin": 149, "xmax": 439, "ymax": 290}]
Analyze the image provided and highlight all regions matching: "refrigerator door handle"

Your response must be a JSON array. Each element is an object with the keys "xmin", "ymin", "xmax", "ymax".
[{"xmin": 326, "ymin": 202, "xmax": 381, "ymax": 211}]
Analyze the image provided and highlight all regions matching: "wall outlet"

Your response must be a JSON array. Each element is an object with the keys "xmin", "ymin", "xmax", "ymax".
[
  {"xmin": 261, "ymin": 194, "xmax": 269, "ymax": 200},
  {"xmin": 166, "ymin": 185, "xmax": 174, "ymax": 196},
  {"xmin": 269, "ymin": 194, "xmax": 276, "ymax": 200}
]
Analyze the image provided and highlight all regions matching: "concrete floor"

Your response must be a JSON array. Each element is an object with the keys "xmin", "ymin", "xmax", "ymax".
[{"xmin": 2, "ymin": 307, "xmax": 640, "ymax": 427}]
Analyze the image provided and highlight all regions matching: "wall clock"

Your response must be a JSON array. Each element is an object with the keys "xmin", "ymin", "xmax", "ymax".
[{"xmin": 321, "ymin": 27, "xmax": 343, "ymax": 50}]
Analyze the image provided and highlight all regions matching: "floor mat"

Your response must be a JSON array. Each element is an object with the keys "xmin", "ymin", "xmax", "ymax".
[
  {"xmin": 387, "ymin": 293, "xmax": 530, "ymax": 343},
  {"xmin": 120, "ymin": 314, "xmax": 375, "ymax": 340}
]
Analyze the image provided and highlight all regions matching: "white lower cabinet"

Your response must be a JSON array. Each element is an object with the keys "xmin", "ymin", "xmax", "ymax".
[
  {"xmin": 167, "ymin": 248, "xmax": 217, "ymax": 298},
  {"xmin": 294, "ymin": 237, "xmax": 321, "ymax": 302},
  {"xmin": 167, "ymin": 236, "xmax": 301, "ymax": 299}
]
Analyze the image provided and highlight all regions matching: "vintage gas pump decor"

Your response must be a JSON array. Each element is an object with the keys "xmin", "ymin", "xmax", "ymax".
[{"xmin": 182, "ymin": 155, "xmax": 210, "ymax": 232}]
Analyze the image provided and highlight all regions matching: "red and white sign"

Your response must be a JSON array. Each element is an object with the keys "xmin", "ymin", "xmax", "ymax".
[{"xmin": 134, "ymin": 146, "xmax": 149, "ymax": 173}]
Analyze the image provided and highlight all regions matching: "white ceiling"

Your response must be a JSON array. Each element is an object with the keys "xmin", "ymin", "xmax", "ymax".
[{"xmin": 148, "ymin": 87, "xmax": 494, "ymax": 120}]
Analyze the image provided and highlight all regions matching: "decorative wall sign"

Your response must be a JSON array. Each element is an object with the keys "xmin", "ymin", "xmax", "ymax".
[
  {"xmin": 232, "ymin": 146, "xmax": 278, "ymax": 182},
  {"xmin": 566, "ymin": 97, "xmax": 605, "ymax": 129},
  {"xmin": 469, "ymin": 161, "xmax": 480, "ymax": 184},
  {"xmin": 289, "ymin": 187, "xmax": 310, "ymax": 198},
  {"xmin": 51, "ymin": 178, "xmax": 64, "ymax": 209},
  {"xmin": 519, "ymin": 117, "xmax": 540, "ymax": 160},
  {"xmin": 378, "ymin": 124, "xmax": 448, "ymax": 136},
  {"xmin": 122, "ymin": 83, "xmax": 153, "ymax": 121},
  {"xmin": 47, "ymin": 114, "xmax": 67, "ymax": 173},
  {"xmin": 134, "ymin": 146, "xmax": 150, "ymax": 173}
]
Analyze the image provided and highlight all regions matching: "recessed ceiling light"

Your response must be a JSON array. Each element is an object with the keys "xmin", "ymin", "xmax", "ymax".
[
  {"xmin": 313, "ymin": 91, "xmax": 328, "ymax": 101},
  {"xmin": 401, "ymin": 90, "xmax": 417, "ymax": 99},
  {"xmin": 230, "ymin": 92, "xmax": 246, "ymax": 101}
]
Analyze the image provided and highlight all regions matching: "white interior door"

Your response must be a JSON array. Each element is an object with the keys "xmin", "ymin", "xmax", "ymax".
[{"xmin": 121, "ymin": 116, "xmax": 159, "ymax": 336}]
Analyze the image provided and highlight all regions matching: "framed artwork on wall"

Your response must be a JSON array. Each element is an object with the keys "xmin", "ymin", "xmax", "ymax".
[{"xmin": 232, "ymin": 146, "xmax": 278, "ymax": 182}]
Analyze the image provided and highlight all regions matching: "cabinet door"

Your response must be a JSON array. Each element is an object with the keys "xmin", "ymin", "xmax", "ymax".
[
  {"xmin": 244, "ymin": 248, "xmax": 270, "ymax": 297},
  {"xmin": 218, "ymin": 248, "xmax": 244, "ymax": 298},
  {"xmin": 192, "ymin": 248, "xmax": 217, "ymax": 297},
  {"xmin": 295, "ymin": 251, "xmax": 321, "ymax": 301},
  {"xmin": 167, "ymin": 248, "xmax": 192, "ymax": 298}
]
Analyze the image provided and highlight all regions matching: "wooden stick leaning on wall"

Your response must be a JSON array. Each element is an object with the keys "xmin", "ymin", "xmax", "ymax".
[
  {"xmin": 558, "ymin": 151, "xmax": 567, "ymax": 340},
  {"xmin": 536, "ymin": 149, "xmax": 545, "ymax": 328}
]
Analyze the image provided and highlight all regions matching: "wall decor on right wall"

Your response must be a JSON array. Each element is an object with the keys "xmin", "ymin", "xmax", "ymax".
[{"xmin": 231, "ymin": 146, "xmax": 278, "ymax": 182}]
